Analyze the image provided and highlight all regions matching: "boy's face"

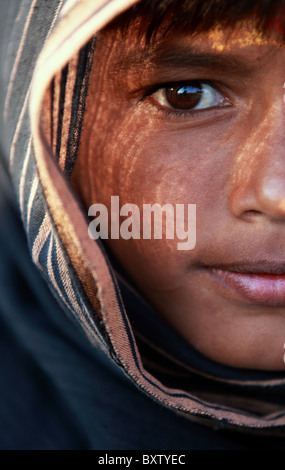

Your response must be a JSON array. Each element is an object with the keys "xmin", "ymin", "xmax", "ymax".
[{"xmin": 73, "ymin": 18, "xmax": 285, "ymax": 370}]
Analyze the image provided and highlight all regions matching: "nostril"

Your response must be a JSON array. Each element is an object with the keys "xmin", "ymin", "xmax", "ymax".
[
  {"xmin": 245, "ymin": 210, "xmax": 261, "ymax": 215},
  {"xmin": 242, "ymin": 209, "xmax": 263, "ymax": 222}
]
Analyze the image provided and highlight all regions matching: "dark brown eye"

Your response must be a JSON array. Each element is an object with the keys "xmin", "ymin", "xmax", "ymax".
[
  {"xmin": 151, "ymin": 81, "xmax": 230, "ymax": 112},
  {"xmin": 165, "ymin": 83, "xmax": 203, "ymax": 110}
]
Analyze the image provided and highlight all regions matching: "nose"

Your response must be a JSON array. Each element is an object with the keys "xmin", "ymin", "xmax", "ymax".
[{"xmin": 230, "ymin": 105, "xmax": 285, "ymax": 222}]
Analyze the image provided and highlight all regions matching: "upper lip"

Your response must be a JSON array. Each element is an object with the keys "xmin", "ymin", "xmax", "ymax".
[{"xmin": 206, "ymin": 261, "xmax": 285, "ymax": 275}]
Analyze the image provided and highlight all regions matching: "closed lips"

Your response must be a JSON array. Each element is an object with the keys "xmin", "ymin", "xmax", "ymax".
[{"xmin": 208, "ymin": 264, "xmax": 285, "ymax": 306}]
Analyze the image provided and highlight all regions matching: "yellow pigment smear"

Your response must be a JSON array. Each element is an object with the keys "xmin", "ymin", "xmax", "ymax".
[{"xmin": 206, "ymin": 23, "xmax": 281, "ymax": 52}]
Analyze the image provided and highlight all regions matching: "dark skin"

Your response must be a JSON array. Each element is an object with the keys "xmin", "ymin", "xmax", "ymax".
[{"xmin": 72, "ymin": 20, "xmax": 285, "ymax": 370}]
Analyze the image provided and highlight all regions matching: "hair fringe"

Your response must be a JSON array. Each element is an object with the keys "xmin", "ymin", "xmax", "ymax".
[{"xmin": 105, "ymin": 0, "xmax": 285, "ymax": 42}]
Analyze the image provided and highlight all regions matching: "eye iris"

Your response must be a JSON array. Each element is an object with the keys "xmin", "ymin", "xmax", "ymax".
[{"xmin": 165, "ymin": 83, "xmax": 203, "ymax": 110}]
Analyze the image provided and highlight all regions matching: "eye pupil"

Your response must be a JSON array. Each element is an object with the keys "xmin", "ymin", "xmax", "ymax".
[{"xmin": 165, "ymin": 82, "xmax": 203, "ymax": 110}]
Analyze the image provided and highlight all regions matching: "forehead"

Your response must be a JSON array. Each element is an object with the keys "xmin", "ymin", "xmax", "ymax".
[
  {"xmin": 102, "ymin": 2, "xmax": 285, "ymax": 48},
  {"xmin": 107, "ymin": 20, "xmax": 284, "ymax": 77},
  {"xmin": 205, "ymin": 23, "xmax": 282, "ymax": 52}
]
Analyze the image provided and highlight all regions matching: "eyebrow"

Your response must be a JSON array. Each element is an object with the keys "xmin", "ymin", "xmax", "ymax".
[
  {"xmin": 153, "ymin": 49, "xmax": 255, "ymax": 75},
  {"xmin": 116, "ymin": 44, "xmax": 263, "ymax": 77}
]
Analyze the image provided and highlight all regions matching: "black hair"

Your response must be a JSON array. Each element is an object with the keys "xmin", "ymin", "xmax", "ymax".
[{"xmin": 106, "ymin": 0, "xmax": 285, "ymax": 42}]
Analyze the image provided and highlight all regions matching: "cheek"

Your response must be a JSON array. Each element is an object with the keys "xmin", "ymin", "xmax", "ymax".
[
  {"xmin": 88, "ymin": 119, "xmax": 226, "ymax": 288},
  {"xmin": 95, "ymin": 116, "xmax": 226, "ymax": 205}
]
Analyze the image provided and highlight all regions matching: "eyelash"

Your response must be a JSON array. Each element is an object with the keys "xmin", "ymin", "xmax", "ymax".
[{"xmin": 141, "ymin": 80, "xmax": 232, "ymax": 119}]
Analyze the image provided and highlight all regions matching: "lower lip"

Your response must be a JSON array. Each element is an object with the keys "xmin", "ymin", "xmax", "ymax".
[{"xmin": 209, "ymin": 268, "xmax": 285, "ymax": 306}]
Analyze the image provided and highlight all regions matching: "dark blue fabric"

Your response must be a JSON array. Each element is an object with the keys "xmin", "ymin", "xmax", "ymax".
[{"xmin": 0, "ymin": 178, "xmax": 285, "ymax": 449}]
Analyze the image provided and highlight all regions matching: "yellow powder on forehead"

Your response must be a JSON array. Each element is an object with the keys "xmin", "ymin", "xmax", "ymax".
[{"xmin": 205, "ymin": 23, "xmax": 281, "ymax": 51}]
